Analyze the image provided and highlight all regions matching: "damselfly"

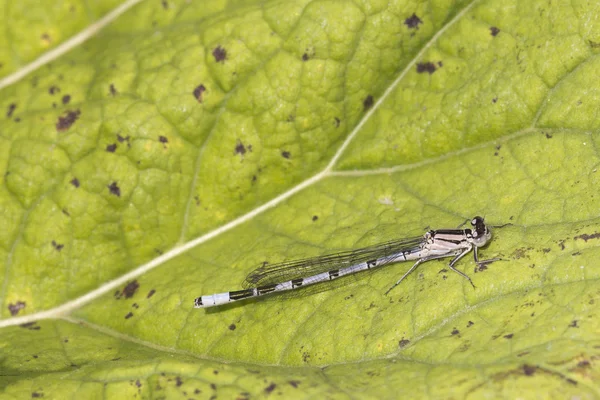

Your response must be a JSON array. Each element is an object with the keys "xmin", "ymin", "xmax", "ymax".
[{"xmin": 194, "ymin": 216, "xmax": 498, "ymax": 308}]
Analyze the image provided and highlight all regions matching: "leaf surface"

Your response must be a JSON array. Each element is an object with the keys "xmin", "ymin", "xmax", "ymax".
[{"xmin": 1, "ymin": 0, "xmax": 600, "ymax": 398}]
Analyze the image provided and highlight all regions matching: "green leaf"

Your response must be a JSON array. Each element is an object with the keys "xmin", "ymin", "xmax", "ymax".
[{"xmin": 2, "ymin": 0, "xmax": 600, "ymax": 398}]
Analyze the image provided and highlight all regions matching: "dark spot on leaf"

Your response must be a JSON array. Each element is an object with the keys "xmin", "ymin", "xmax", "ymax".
[
  {"xmin": 438, "ymin": 61, "xmax": 443, "ymax": 67},
  {"xmin": 235, "ymin": 139, "xmax": 247, "ymax": 156},
  {"xmin": 523, "ymin": 364, "xmax": 536, "ymax": 376},
  {"xmin": 20, "ymin": 322, "xmax": 41, "ymax": 330},
  {"xmin": 416, "ymin": 62, "xmax": 437, "ymax": 74},
  {"xmin": 110, "ymin": 84, "xmax": 118, "ymax": 96},
  {"xmin": 8, "ymin": 301, "xmax": 26, "ymax": 316},
  {"xmin": 572, "ymin": 251, "xmax": 581, "ymax": 256},
  {"xmin": 545, "ymin": 132, "xmax": 553, "ymax": 139},
  {"xmin": 404, "ymin": 13, "xmax": 423, "ymax": 29},
  {"xmin": 56, "ymin": 109, "xmax": 81, "ymax": 132},
  {"xmin": 32, "ymin": 392, "xmax": 43, "ymax": 398},
  {"xmin": 132, "ymin": 303, "xmax": 139, "ymax": 309},
  {"xmin": 302, "ymin": 53, "xmax": 309, "ymax": 61},
  {"xmin": 161, "ymin": 0, "xmax": 168, "ymax": 9},
  {"xmin": 108, "ymin": 181, "xmax": 121, "ymax": 197},
  {"xmin": 116, "ymin": 134, "xmax": 130, "ymax": 147},
  {"xmin": 288, "ymin": 380, "xmax": 300, "ymax": 388},
  {"xmin": 194, "ymin": 195, "xmax": 201, "ymax": 205},
  {"xmin": 176, "ymin": 376, "xmax": 183, "ymax": 387},
  {"xmin": 492, "ymin": 97, "xmax": 498, "ymax": 103},
  {"xmin": 49, "ymin": 85, "xmax": 60, "ymax": 95},
  {"xmin": 542, "ymin": 248, "xmax": 551, "ymax": 253},
  {"xmin": 334, "ymin": 117, "xmax": 340, "ymax": 127},
  {"xmin": 467, "ymin": 321, "xmax": 474, "ymax": 327},
  {"xmin": 281, "ymin": 151, "xmax": 291, "ymax": 159},
  {"xmin": 490, "ymin": 26, "xmax": 500, "ymax": 36},
  {"xmin": 399, "ymin": 339, "xmax": 410, "ymax": 348},
  {"xmin": 33, "ymin": 355, "xmax": 38, "ymax": 358},
  {"xmin": 569, "ymin": 320, "xmax": 578, "ymax": 328},
  {"xmin": 70, "ymin": 178, "xmax": 80, "ymax": 187},
  {"xmin": 14, "ymin": 117, "xmax": 21, "ymax": 122},
  {"xmin": 135, "ymin": 379, "xmax": 142, "ymax": 387},
  {"xmin": 62, "ymin": 95, "xmax": 71, "ymax": 104},
  {"xmin": 566, "ymin": 378, "xmax": 578, "ymax": 385},
  {"xmin": 122, "ymin": 280, "xmax": 139, "ymax": 298},
  {"xmin": 147, "ymin": 289, "xmax": 156, "ymax": 298},
  {"xmin": 192, "ymin": 85, "xmax": 207, "ymax": 104},
  {"xmin": 194, "ymin": 389, "xmax": 201, "ymax": 394},
  {"xmin": 125, "ymin": 312, "xmax": 133, "ymax": 319},
  {"xmin": 577, "ymin": 360, "xmax": 590, "ymax": 368},
  {"xmin": 6, "ymin": 103, "xmax": 16, "ymax": 118},
  {"xmin": 363, "ymin": 95, "xmax": 374, "ymax": 111},
  {"xmin": 51, "ymin": 240, "xmax": 64, "ymax": 251},
  {"xmin": 517, "ymin": 351, "xmax": 529, "ymax": 357},
  {"xmin": 312, "ymin": 215, "xmax": 318, "ymax": 221},
  {"xmin": 264, "ymin": 383, "xmax": 276, "ymax": 393},
  {"xmin": 159, "ymin": 135, "xmax": 168, "ymax": 145},
  {"xmin": 251, "ymin": 175, "xmax": 257, "ymax": 183},
  {"xmin": 212, "ymin": 46, "xmax": 227, "ymax": 63},
  {"xmin": 504, "ymin": 333, "xmax": 514, "ymax": 339},
  {"xmin": 451, "ymin": 328, "xmax": 459, "ymax": 335},
  {"xmin": 229, "ymin": 323, "xmax": 236, "ymax": 331},
  {"xmin": 62, "ymin": 208, "xmax": 70, "ymax": 216},
  {"xmin": 213, "ymin": 370, "xmax": 219, "ymax": 375},
  {"xmin": 106, "ymin": 143, "xmax": 117, "ymax": 152},
  {"xmin": 574, "ymin": 232, "xmax": 600, "ymax": 242}
]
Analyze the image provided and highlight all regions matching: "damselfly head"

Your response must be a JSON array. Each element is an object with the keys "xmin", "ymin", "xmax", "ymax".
[{"xmin": 470, "ymin": 216, "xmax": 492, "ymax": 247}]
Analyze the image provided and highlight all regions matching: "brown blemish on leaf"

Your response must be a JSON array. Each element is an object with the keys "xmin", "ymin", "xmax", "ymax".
[
  {"xmin": 503, "ymin": 333, "xmax": 514, "ymax": 339},
  {"xmin": 122, "ymin": 280, "xmax": 139, "ymax": 298},
  {"xmin": 312, "ymin": 215, "xmax": 318, "ymax": 221},
  {"xmin": 20, "ymin": 322, "xmax": 41, "ymax": 330},
  {"xmin": 569, "ymin": 320, "xmax": 579, "ymax": 328},
  {"xmin": 125, "ymin": 312, "xmax": 133, "ymax": 319},
  {"xmin": 288, "ymin": 380, "xmax": 300, "ymax": 388},
  {"xmin": 175, "ymin": 376, "xmax": 183, "ymax": 387},
  {"xmin": 404, "ymin": 13, "xmax": 423, "ymax": 29},
  {"xmin": 49, "ymin": 85, "xmax": 60, "ymax": 95},
  {"xmin": 451, "ymin": 328, "xmax": 459, "ymax": 335},
  {"xmin": 56, "ymin": 109, "xmax": 81, "ymax": 132},
  {"xmin": 147, "ymin": 289, "xmax": 156, "ymax": 298},
  {"xmin": 229, "ymin": 323, "xmax": 236, "ymax": 331},
  {"xmin": 212, "ymin": 46, "xmax": 227, "ymax": 63},
  {"xmin": 193, "ymin": 84, "xmax": 206, "ymax": 102},
  {"xmin": 8, "ymin": 301, "xmax": 26, "ymax": 316},
  {"xmin": 399, "ymin": 338, "xmax": 410, "ymax": 348},
  {"xmin": 281, "ymin": 151, "xmax": 291, "ymax": 159},
  {"xmin": 523, "ymin": 364, "xmax": 536, "ymax": 376},
  {"xmin": 108, "ymin": 181, "xmax": 121, "ymax": 197},
  {"xmin": 62, "ymin": 95, "xmax": 71, "ymax": 104},
  {"xmin": 110, "ymin": 84, "xmax": 118, "ymax": 96},
  {"xmin": 574, "ymin": 232, "xmax": 600, "ymax": 242},
  {"xmin": 6, "ymin": 103, "xmax": 16, "ymax": 118},
  {"xmin": 490, "ymin": 26, "xmax": 500, "ymax": 36},
  {"xmin": 416, "ymin": 62, "xmax": 437, "ymax": 74},
  {"xmin": 264, "ymin": 383, "xmax": 276, "ymax": 393},
  {"xmin": 467, "ymin": 321, "xmax": 474, "ymax": 327},
  {"xmin": 106, "ymin": 143, "xmax": 117, "ymax": 152},
  {"xmin": 363, "ymin": 95, "xmax": 374, "ymax": 110},
  {"xmin": 302, "ymin": 53, "xmax": 309, "ymax": 61},
  {"xmin": 235, "ymin": 139, "xmax": 247, "ymax": 156},
  {"xmin": 51, "ymin": 240, "xmax": 64, "ymax": 251},
  {"xmin": 70, "ymin": 178, "xmax": 80, "ymax": 188},
  {"xmin": 334, "ymin": 117, "xmax": 340, "ymax": 127}
]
